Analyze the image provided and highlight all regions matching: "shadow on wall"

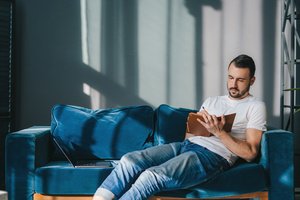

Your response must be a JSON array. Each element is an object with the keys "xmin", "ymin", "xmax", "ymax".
[
  {"xmin": 99, "ymin": 0, "xmax": 140, "ymax": 108},
  {"xmin": 184, "ymin": 0, "xmax": 222, "ymax": 108},
  {"xmin": 262, "ymin": 0, "xmax": 279, "ymax": 127}
]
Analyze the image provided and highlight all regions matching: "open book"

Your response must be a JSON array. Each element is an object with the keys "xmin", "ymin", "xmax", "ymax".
[{"xmin": 185, "ymin": 112, "xmax": 236, "ymax": 138}]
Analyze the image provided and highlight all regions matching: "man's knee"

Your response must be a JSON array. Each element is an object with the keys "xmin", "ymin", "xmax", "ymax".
[
  {"xmin": 119, "ymin": 151, "xmax": 147, "ymax": 169},
  {"xmin": 136, "ymin": 168, "xmax": 167, "ymax": 190}
]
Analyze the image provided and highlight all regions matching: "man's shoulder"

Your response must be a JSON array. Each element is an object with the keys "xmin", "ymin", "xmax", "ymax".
[
  {"xmin": 245, "ymin": 97, "xmax": 266, "ymax": 113},
  {"xmin": 247, "ymin": 96, "xmax": 266, "ymax": 105}
]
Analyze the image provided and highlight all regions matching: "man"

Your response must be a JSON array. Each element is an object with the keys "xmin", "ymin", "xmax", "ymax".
[{"xmin": 93, "ymin": 54, "xmax": 267, "ymax": 200}]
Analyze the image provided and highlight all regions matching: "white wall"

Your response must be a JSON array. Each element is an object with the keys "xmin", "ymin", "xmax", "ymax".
[{"xmin": 15, "ymin": 0, "xmax": 281, "ymax": 128}]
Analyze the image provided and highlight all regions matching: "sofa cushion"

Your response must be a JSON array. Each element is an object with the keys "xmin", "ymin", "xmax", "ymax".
[
  {"xmin": 35, "ymin": 161, "xmax": 113, "ymax": 195},
  {"xmin": 157, "ymin": 163, "xmax": 267, "ymax": 198},
  {"xmin": 154, "ymin": 104, "xmax": 197, "ymax": 145},
  {"xmin": 35, "ymin": 162, "xmax": 267, "ymax": 197},
  {"xmin": 51, "ymin": 104, "xmax": 154, "ymax": 160}
]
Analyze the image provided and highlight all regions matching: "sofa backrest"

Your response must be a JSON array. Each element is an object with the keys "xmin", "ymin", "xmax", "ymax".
[
  {"xmin": 153, "ymin": 104, "xmax": 197, "ymax": 145},
  {"xmin": 51, "ymin": 104, "xmax": 155, "ymax": 160},
  {"xmin": 50, "ymin": 104, "xmax": 197, "ymax": 161}
]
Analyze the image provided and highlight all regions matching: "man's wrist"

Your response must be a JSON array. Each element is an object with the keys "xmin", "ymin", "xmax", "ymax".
[{"xmin": 215, "ymin": 130, "xmax": 226, "ymax": 138}]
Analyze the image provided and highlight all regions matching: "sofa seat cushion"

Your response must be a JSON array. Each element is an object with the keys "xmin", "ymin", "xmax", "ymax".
[
  {"xmin": 35, "ymin": 162, "xmax": 266, "ymax": 197},
  {"xmin": 35, "ymin": 161, "xmax": 114, "ymax": 195},
  {"xmin": 51, "ymin": 104, "xmax": 154, "ymax": 160},
  {"xmin": 157, "ymin": 163, "xmax": 267, "ymax": 198}
]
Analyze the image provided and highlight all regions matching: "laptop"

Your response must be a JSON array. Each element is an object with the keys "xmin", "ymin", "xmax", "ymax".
[{"xmin": 53, "ymin": 137, "xmax": 115, "ymax": 168}]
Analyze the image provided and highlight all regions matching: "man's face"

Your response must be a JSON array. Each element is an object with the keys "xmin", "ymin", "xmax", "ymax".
[{"xmin": 227, "ymin": 63, "xmax": 255, "ymax": 99}]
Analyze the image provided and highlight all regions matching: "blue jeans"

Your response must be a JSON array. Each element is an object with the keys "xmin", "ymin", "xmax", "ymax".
[{"xmin": 99, "ymin": 140, "xmax": 230, "ymax": 200}]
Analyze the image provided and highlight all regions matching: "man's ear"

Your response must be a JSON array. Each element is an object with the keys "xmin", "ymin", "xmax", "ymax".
[{"xmin": 250, "ymin": 76, "xmax": 256, "ymax": 85}]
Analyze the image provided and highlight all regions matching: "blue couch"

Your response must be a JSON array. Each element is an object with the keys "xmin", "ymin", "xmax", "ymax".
[{"xmin": 5, "ymin": 104, "xmax": 294, "ymax": 200}]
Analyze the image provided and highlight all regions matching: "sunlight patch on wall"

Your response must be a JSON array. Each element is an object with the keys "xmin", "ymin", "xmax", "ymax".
[
  {"xmin": 137, "ymin": 0, "xmax": 168, "ymax": 107},
  {"xmin": 83, "ymin": 83, "xmax": 100, "ymax": 109},
  {"xmin": 80, "ymin": 0, "xmax": 102, "ymax": 72},
  {"xmin": 137, "ymin": 0, "xmax": 197, "ymax": 108},
  {"xmin": 273, "ymin": 0, "xmax": 282, "ymax": 118},
  {"xmin": 80, "ymin": 0, "xmax": 88, "ymax": 65},
  {"xmin": 202, "ymin": 4, "xmax": 224, "ymax": 98}
]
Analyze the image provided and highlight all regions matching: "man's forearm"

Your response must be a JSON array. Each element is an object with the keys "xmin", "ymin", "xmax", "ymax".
[
  {"xmin": 217, "ymin": 131, "xmax": 258, "ymax": 162},
  {"xmin": 198, "ymin": 110, "xmax": 262, "ymax": 161}
]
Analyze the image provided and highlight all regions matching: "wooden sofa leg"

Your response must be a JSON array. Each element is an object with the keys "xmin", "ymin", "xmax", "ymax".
[
  {"xmin": 34, "ymin": 191, "xmax": 268, "ymax": 200},
  {"xmin": 259, "ymin": 191, "xmax": 268, "ymax": 200},
  {"xmin": 260, "ymin": 195, "xmax": 268, "ymax": 200},
  {"xmin": 149, "ymin": 191, "xmax": 268, "ymax": 200},
  {"xmin": 34, "ymin": 193, "xmax": 93, "ymax": 200}
]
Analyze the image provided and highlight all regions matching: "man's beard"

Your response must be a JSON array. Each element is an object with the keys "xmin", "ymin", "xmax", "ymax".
[{"xmin": 228, "ymin": 84, "xmax": 251, "ymax": 99}]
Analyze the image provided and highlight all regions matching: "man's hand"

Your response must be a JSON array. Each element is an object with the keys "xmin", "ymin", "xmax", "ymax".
[
  {"xmin": 197, "ymin": 109, "xmax": 226, "ymax": 137},
  {"xmin": 196, "ymin": 109, "xmax": 262, "ymax": 162}
]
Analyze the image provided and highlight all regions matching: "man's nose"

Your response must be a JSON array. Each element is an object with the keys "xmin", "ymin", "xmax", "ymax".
[{"xmin": 232, "ymin": 79, "xmax": 238, "ymax": 87}]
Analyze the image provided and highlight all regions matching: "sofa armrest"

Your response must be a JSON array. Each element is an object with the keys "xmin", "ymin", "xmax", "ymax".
[
  {"xmin": 259, "ymin": 129, "xmax": 294, "ymax": 200},
  {"xmin": 5, "ymin": 126, "xmax": 51, "ymax": 200}
]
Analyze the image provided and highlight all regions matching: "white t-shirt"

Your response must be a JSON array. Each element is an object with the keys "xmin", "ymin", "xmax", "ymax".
[{"xmin": 188, "ymin": 95, "xmax": 267, "ymax": 165}]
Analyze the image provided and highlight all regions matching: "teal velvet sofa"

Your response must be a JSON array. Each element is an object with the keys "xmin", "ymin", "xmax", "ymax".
[{"xmin": 5, "ymin": 104, "xmax": 294, "ymax": 200}]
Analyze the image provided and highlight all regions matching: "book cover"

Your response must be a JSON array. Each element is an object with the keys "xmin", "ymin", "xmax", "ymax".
[{"xmin": 185, "ymin": 112, "xmax": 236, "ymax": 137}]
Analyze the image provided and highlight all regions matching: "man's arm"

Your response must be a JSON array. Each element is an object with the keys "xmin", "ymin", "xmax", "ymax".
[
  {"xmin": 199, "ymin": 111, "xmax": 263, "ymax": 162},
  {"xmin": 216, "ymin": 128, "xmax": 262, "ymax": 162}
]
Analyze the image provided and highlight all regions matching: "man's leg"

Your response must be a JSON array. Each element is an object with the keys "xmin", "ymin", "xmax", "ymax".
[
  {"xmin": 93, "ymin": 142, "xmax": 181, "ymax": 200},
  {"xmin": 119, "ymin": 146, "xmax": 229, "ymax": 200}
]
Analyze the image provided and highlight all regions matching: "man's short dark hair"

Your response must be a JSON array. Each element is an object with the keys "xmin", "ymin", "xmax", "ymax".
[{"xmin": 229, "ymin": 54, "xmax": 256, "ymax": 78}]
